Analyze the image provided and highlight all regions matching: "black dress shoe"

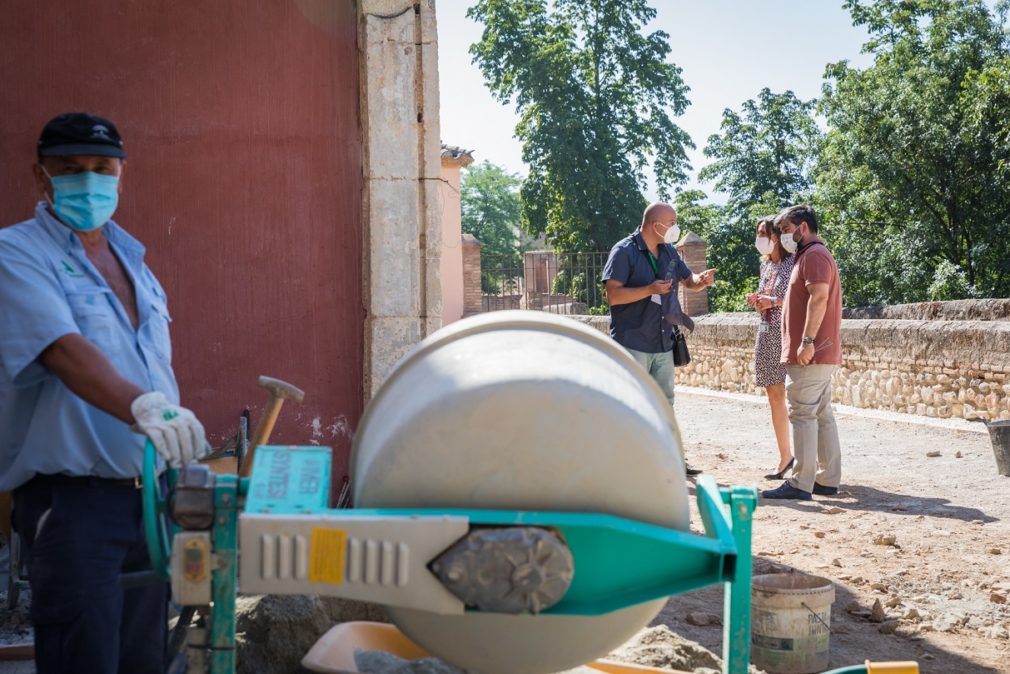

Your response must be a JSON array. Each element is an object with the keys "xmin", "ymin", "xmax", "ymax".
[
  {"xmin": 761, "ymin": 482, "xmax": 812, "ymax": 500},
  {"xmin": 812, "ymin": 483, "xmax": 839, "ymax": 496},
  {"xmin": 764, "ymin": 457, "xmax": 795, "ymax": 480},
  {"xmin": 685, "ymin": 465, "xmax": 703, "ymax": 477}
]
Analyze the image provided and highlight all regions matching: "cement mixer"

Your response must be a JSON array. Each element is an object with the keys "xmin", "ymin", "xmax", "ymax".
[{"xmin": 143, "ymin": 312, "xmax": 759, "ymax": 674}]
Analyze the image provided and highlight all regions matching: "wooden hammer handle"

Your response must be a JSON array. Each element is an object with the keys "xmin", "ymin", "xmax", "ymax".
[
  {"xmin": 241, "ymin": 375, "xmax": 305, "ymax": 478},
  {"xmin": 242, "ymin": 399, "xmax": 284, "ymax": 478},
  {"xmin": 249, "ymin": 397, "xmax": 284, "ymax": 449}
]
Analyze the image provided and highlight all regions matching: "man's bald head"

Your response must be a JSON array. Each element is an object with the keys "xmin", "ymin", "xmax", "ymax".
[{"xmin": 642, "ymin": 202, "xmax": 677, "ymax": 229}]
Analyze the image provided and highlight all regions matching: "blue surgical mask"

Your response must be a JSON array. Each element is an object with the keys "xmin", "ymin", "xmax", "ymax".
[{"xmin": 44, "ymin": 169, "xmax": 120, "ymax": 232}]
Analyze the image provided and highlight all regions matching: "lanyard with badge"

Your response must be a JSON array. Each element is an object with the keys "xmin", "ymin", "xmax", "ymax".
[{"xmin": 646, "ymin": 249, "xmax": 664, "ymax": 305}]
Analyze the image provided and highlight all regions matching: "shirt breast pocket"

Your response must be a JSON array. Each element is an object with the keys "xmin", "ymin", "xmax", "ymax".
[
  {"xmin": 66, "ymin": 289, "xmax": 122, "ymax": 357},
  {"xmin": 148, "ymin": 298, "xmax": 173, "ymax": 364}
]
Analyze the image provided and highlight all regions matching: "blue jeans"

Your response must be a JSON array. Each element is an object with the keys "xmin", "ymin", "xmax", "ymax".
[
  {"xmin": 626, "ymin": 348, "xmax": 676, "ymax": 406},
  {"xmin": 626, "ymin": 348, "xmax": 689, "ymax": 464},
  {"xmin": 13, "ymin": 477, "xmax": 168, "ymax": 674}
]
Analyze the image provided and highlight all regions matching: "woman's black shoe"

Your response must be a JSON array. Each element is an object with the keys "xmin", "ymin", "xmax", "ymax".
[{"xmin": 764, "ymin": 457, "xmax": 795, "ymax": 480}]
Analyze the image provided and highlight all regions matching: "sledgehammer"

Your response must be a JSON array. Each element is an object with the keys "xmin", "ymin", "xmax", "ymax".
[{"xmin": 241, "ymin": 375, "xmax": 305, "ymax": 478}]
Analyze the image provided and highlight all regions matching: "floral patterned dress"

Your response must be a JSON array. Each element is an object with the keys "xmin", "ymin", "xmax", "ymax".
[{"xmin": 754, "ymin": 254, "xmax": 795, "ymax": 387}]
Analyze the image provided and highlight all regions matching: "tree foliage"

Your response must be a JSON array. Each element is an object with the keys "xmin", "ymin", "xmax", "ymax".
[
  {"xmin": 694, "ymin": 90, "xmax": 820, "ymax": 310},
  {"xmin": 816, "ymin": 0, "xmax": 1010, "ymax": 305},
  {"xmin": 460, "ymin": 160, "xmax": 523, "ymax": 258},
  {"xmin": 467, "ymin": 0, "xmax": 693, "ymax": 252},
  {"xmin": 700, "ymin": 88, "xmax": 820, "ymax": 215}
]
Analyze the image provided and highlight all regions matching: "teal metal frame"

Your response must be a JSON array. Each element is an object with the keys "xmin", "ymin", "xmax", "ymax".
[
  {"xmin": 143, "ymin": 444, "xmax": 759, "ymax": 674},
  {"xmin": 209, "ymin": 474, "xmax": 241, "ymax": 674}
]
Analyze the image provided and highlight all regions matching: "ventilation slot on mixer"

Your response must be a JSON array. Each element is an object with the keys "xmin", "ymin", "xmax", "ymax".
[
  {"xmin": 259, "ymin": 533, "xmax": 309, "ymax": 581},
  {"xmin": 346, "ymin": 537, "xmax": 409, "ymax": 587}
]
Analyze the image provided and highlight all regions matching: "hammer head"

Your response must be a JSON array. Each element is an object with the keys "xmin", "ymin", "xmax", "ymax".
[{"xmin": 257, "ymin": 375, "xmax": 306, "ymax": 403}]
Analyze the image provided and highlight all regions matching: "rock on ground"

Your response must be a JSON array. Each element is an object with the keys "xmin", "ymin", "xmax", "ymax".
[{"xmin": 235, "ymin": 595, "xmax": 389, "ymax": 674}]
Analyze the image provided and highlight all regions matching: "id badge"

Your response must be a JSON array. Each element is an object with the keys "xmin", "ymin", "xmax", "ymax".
[{"xmin": 758, "ymin": 322, "xmax": 769, "ymax": 333}]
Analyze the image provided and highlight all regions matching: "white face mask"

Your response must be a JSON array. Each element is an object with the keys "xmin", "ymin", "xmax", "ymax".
[
  {"xmin": 755, "ymin": 236, "xmax": 774, "ymax": 255},
  {"xmin": 657, "ymin": 222, "xmax": 680, "ymax": 245},
  {"xmin": 780, "ymin": 232, "xmax": 798, "ymax": 253}
]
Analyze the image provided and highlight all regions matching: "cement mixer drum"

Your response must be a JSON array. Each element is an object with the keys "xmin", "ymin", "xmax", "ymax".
[{"xmin": 350, "ymin": 311, "xmax": 690, "ymax": 674}]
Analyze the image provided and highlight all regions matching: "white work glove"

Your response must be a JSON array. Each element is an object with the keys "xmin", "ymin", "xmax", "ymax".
[{"xmin": 131, "ymin": 391, "xmax": 210, "ymax": 468}]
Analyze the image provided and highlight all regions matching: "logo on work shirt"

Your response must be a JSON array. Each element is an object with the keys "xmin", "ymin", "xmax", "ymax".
[{"xmin": 60, "ymin": 260, "xmax": 84, "ymax": 277}]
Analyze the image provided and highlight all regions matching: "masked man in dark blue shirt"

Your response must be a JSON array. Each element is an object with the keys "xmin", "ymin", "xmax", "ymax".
[{"xmin": 602, "ymin": 202, "xmax": 715, "ymax": 476}]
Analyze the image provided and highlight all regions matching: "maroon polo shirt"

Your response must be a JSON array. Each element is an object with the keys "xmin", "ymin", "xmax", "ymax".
[{"xmin": 781, "ymin": 241, "xmax": 843, "ymax": 365}]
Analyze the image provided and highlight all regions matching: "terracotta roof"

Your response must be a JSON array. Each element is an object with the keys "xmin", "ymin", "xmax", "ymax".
[{"xmin": 441, "ymin": 143, "xmax": 474, "ymax": 166}]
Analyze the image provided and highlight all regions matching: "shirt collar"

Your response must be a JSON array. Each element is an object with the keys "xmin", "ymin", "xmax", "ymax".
[
  {"xmin": 796, "ymin": 238, "xmax": 823, "ymax": 257},
  {"xmin": 633, "ymin": 229, "xmax": 671, "ymax": 257},
  {"xmin": 33, "ymin": 201, "xmax": 146, "ymax": 260}
]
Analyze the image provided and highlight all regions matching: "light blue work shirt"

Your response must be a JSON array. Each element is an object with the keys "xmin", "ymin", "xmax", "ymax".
[{"xmin": 0, "ymin": 202, "xmax": 178, "ymax": 491}]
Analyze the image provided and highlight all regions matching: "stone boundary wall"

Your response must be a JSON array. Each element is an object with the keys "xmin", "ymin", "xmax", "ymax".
[
  {"xmin": 571, "ymin": 313, "xmax": 1010, "ymax": 423},
  {"xmin": 844, "ymin": 298, "xmax": 1010, "ymax": 322}
]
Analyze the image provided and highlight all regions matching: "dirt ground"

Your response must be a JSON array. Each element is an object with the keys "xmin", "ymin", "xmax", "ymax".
[
  {"xmin": 2, "ymin": 388, "xmax": 1008, "ymax": 673},
  {"xmin": 658, "ymin": 388, "xmax": 1010, "ymax": 673}
]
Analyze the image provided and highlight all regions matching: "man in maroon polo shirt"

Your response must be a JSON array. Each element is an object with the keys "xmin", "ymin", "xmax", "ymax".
[{"xmin": 762, "ymin": 204, "xmax": 843, "ymax": 501}]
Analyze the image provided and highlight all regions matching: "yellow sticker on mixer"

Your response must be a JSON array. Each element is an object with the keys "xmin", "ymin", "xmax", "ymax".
[{"xmin": 309, "ymin": 528, "xmax": 346, "ymax": 584}]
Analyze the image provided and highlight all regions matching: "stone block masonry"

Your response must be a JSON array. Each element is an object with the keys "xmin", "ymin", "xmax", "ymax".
[
  {"xmin": 573, "ymin": 312, "xmax": 1010, "ymax": 423},
  {"xmin": 359, "ymin": 0, "xmax": 443, "ymax": 398}
]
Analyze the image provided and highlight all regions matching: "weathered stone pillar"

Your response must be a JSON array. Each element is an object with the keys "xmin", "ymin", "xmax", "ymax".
[
  {"xmin": 677, "ymin": 231, "xmax": 709, "ymax": 316},
  {"xmin": 359, "ymin": 0, "xmax": 442, "ymax": 398},
  {"xmin": 462, "ymin": 234, "xmax": 482, "ymax": 315}
]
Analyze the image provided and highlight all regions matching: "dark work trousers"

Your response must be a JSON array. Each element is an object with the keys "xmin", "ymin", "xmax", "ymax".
[{"xmin": 12, "ymin": 477, "xmax": 168, "ymax": 674}]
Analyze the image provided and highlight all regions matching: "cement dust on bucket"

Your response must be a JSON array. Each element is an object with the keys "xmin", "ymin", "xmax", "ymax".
[{"xmin": 751, "ymin": 573, "xmax": 835, "ymax": 674}]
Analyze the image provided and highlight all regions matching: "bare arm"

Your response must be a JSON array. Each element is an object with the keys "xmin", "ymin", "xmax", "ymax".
[
  {"xmin": 605, "ymin": 278, "xmax": 673, "ymax": 306},
  {"xmin": 802, "ymin": 282, "xmax": 829, "ymax": 339},
  {"xmin": 39, "ymin": 334, "xmax": 145, "ymax": 424},
  {"xmin": 682, "ymin": 268, "xmax": 716, "ymax": 291}
]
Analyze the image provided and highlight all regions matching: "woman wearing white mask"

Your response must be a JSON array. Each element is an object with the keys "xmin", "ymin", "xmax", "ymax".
[{"xmin": 746, "ymin": 216, "xmax": 795, "ymax": 480}]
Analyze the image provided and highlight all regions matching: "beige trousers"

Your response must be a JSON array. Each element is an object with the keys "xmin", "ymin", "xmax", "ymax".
[{"xmin": 784, "ymin": 364, "xmax": 842, "ymax": 492}]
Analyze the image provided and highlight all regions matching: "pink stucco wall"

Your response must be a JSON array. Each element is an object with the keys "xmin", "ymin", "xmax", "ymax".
[{"xmin": 440, "ymin": 162, "xmax": 464, "ymax": 325}]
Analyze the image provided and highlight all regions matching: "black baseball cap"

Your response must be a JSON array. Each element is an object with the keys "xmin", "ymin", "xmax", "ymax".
[{"xmin": 37, "ymin": 112, "xmax": 126, "ymax": 159}]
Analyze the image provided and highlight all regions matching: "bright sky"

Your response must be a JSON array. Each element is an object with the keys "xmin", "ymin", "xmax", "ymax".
[{"xmin": 438, "ymin": 1, "xmax": 875, "ymax": 199}]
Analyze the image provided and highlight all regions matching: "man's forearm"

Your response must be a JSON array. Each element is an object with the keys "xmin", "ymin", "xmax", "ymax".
[
  {"xmin": 40, "ymin": 334, "xmax": 145, "ymax": 424},
  {"xmin": 802, "ymin": 296, "xmax": 828, "ymax": 339},
  {"xmin": 683, "ymin": 274, "xmax": 705, "ymax": 290},
  {"xmin": 607, "ymin": 284, "xmax": 657, "ymax": 306}
]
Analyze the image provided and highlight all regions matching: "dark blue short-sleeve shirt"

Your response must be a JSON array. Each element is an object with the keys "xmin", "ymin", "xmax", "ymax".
[{"xmin": 601, "ymin": 231, "xmax": 693, "ymax": 353}]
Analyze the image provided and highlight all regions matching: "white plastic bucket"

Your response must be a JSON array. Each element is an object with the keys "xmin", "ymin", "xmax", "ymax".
[
  {"xmin": 751, "ymin": 573, "xmax": 835, "ymax": 674},
  {"xmin": 351, "ymin": 311, "xmax": 690, "ymax": 674}
]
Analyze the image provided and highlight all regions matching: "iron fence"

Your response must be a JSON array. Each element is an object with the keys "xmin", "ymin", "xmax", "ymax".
[{"xmin": 480, "ymin": 251, "xmax": 610, "ymax": 315}]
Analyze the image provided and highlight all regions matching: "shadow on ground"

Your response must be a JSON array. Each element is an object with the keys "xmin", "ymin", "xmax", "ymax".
[{"xmin": 754, "ymin": 484, "xmax": 999, "ymax": 523}]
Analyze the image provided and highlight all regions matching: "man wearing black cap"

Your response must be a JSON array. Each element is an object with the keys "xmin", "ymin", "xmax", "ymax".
[{"xmin": 0, "ymin": 113, "xmax": 209, "ymax": 673}]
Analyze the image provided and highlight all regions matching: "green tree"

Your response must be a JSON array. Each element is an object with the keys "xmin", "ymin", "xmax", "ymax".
[
  {"xmin": 674, "ymin": 190, "xmax": 782, "ymax": 312},
  {"xmin": 461, "ymin": 160, "xmax": 524, "ymax": 294},
  {"xmin": 460, "ymin": 160, "xmax": 523, "ymax": 257},
  {"xmin": 694, "ymin": 90, "xmax": 820, "ymax": 310},
  {"xmin": 468, "ymin": 0, "xmax": 693, "ymax": 252},
  {"xmin": 817, "ymin": 0, "xmax": 1010, "ymax": 305},
  {"xmin": 699, "ymin": 88, "xmax": 820, "ymax": 214}
]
